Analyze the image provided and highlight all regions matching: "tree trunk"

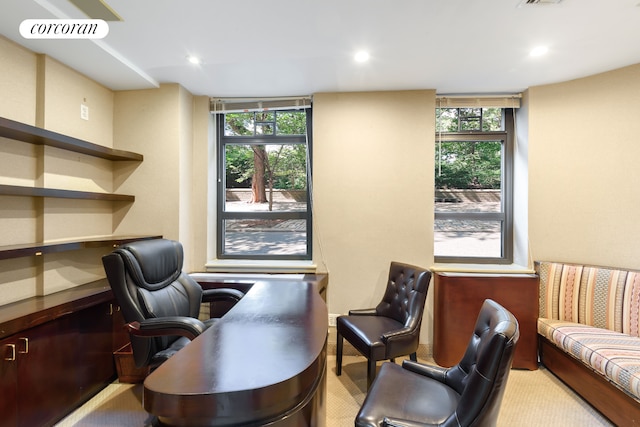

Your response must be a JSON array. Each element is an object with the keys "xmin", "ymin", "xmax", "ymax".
[
  {"xmin": 268, "ymin": 178, "xmax": 274, "ymax": 211},
  {"xmin": 251, "ymin": 146, "xmax": 267, "ymax": 203}
]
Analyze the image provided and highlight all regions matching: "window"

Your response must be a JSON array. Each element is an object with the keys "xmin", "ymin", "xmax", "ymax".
[
  {"xmin": 216, "ymin": 109, "xmax": 312, "ymax": 260},
  {"xmin": 434, "ymin": 107, "xmax": 514, "ymax": 264}
]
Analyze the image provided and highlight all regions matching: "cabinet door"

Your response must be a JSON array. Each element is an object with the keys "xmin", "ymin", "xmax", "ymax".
[
  {"xmin": 76, "ymin": 302, "xmax": 116, "ymax": 396},
  {"xmin": 111, "ymin": 302, "xmax": 129, "ymax": 352},
  {"xmin": 0, "ymin": 336, "xmax": 18, "ymax": 427},
  {"xmin": 17, "ymin": 316, "xmax": 79, "ymax": 427}
]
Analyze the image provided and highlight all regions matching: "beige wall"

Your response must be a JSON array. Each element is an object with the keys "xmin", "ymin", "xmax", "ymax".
[
  {"xmin": 112, "ymin": 84, "xmax": 208, "ymax": 271},
  {"xmin": 0, "ymin": 34, "xmax": 204, "ymax": 304},
  {"xmin": 40, "ymin": 56, "xmax": 114, "ymax": 147},
  {"xmin": 312, "ymin": 90, "xmax": 436, "ymax": 343},
  {"xmin": 0, "ymin": 37, "xmax": 118, "ymax": 301},
  {"xmin": 113, "ymin": 85, "xmax": 182, "ymax": 248},
  {"xmin": 0, "ymin": 37, "xmax": 37, "ymax": 125},
  {"xmin": 0, "ymin": 37, "xmax": 40, "ymax": 303},
  {"xmin": 528, "ymin": 64, "xmax": 640, "ymax": 269},
  {"xmin": 190, "ymin": 96, "xmax": 214, "ymax": 270}
]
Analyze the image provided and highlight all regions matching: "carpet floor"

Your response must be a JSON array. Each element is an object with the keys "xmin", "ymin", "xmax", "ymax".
[{"xmin": 56, "ymin": 353, "xmax": 613, "ymax": 427}]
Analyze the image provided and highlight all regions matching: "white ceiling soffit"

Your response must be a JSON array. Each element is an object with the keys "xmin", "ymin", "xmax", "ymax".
[
  {"xmin": 68, "ymin": 0, "xmax": 122, "ymax": 21},
  {"xmin": 0, "ymin": 0, "xmax": 158, "ymax": 90}
]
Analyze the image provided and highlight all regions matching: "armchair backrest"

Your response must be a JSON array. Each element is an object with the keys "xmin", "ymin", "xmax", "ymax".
[
  {"xmin": 443, "ymin": 299, "xmax": 519, "ymax": 426},
  {"xmin": 375, "ymin": 262, "xmax": 431, "ymax": 329},
  {"xmin": 102, "ymin": 239, "xmax": 204, "ymax": 367}
]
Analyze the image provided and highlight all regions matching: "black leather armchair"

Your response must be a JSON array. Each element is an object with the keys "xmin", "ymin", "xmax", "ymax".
[
  {"xmin": 336, "ymin": 262, "xmax": 431, "ymax": 389},
  {"xmin": 102, "ymin": 238, "xmax": 244, "ymax": 369},
  {"xmin": 355, "ymin": 299, "xmax": 520, "ymax": 427}
]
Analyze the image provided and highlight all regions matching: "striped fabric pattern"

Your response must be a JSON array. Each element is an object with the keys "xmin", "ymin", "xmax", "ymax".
[
  {"xmin": 538, "ymin": 319, "xmax": 640, "ymax": 400},
  {"xmin": 537, "ymin": 261, "xmax": 640, "ymax": 337},
  {"xmin": 537, "ymin": 261, "xmax": 640, "ymax": 401}
]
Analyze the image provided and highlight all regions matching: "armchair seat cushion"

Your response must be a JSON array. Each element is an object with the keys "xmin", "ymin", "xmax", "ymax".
[
  {"xmin": 337, "ymin": 315, "xmax": 404, "ymax": 360},
  {"xmin": 151, "ymin": 336, "xmax": 191, "ymax": 367},
  {"xmin": 356, "ymin": 362, "xmax": 460, "ymax": 427},
  {"xmin": 148, "ymin": 318, "xmax": 218, "ymax": 367}
]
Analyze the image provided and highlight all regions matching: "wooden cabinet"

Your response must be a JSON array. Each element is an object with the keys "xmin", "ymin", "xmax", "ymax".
[
  {"xmin": 433, "ymin": 271, "xmax": 539, "ymax": 370},
  {"xmin": 15, "ymin": 315, "xmax": 78, "ymax": 427},
  {"xmin": 111, "ymin": 303, "xmax": 129, "ymax": 352},
  {"xmin": 0, "ymin": 283, "xmax": 123, "ymax": 427},
  {"xmin": 0, "ymin": 336, "xmax": 19, "ymax": 427},
  {"xmin": 76, "ymin": 302, "xmax": 118, "ymax": 397}
]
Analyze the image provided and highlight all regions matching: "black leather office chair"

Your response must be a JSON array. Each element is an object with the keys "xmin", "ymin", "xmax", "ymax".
[
  {"xmin": 355, "ymin": 299, "xmax": 520, "ymax": 427},
  {"xmin": 102, "ymin": 238, "xmax": 244, "ymax": 369},
  {"xmin": 336, "ymin": 261, "xmax": 431, "ymax": 389}
]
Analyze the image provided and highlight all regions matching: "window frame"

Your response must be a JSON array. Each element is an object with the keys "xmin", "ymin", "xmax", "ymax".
[
  {"xmin": 434, "ymin": 108, "xmax": 514, "ymax": 264},
  {"xmin": 215, "ymin": 109, "xmax": 313, "ymax": 261}
]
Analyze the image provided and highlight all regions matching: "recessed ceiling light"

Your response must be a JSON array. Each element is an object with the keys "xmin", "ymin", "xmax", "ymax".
[
  {"xmin": 530, "ymin": 46, "xmax": 549, "ymax": 57},
  {"xmin": 354, "ymin": 51, "xmax": 370, "ymax": 63},
  {"xmin": 187, "ymin": 55, "xmax": 202, "ymax": 65}
]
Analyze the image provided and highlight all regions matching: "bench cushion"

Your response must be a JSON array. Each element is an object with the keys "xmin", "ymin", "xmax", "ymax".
[{"xmin": 539, "ymin": 318, "xmax": 640, "ymax": 401}]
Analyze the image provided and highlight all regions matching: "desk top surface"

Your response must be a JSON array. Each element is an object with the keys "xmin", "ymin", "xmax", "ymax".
[{"xmin": 143, "ymin": 280, "xmax": 328, "ymax": 425}]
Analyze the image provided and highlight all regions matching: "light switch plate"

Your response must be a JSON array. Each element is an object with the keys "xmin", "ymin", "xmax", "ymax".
[{"xmin": 81, "ymin": 104, "xmax": 89, "ymax": 120}]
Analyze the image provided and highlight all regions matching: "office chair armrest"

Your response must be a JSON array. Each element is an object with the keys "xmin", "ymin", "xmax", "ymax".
[
  {"xmin": 380, "ymin": 327, "xmax": 413, "ymax": 342},
  {"xmin": 202, "ymin": 288, "xmax": 244, "ymax": 304},
  {"xmin": 383, "ymin": 416, "xmax": 435, "ymax": 427},
  {"xmin": 401, "ymin": 359, "xmax": 448, "ymax": 382},
  {"xmin": 126, "ymin": 316, "xmax": 208, "ymax": 341},
  {"xmin": 348, "ymin": 308, "xmax": 377, "ymax": 316}
]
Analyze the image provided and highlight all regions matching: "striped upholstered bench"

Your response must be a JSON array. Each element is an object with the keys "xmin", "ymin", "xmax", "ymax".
[{"xmin": 536, "ymin": 261, "xmax": 640, "ymax": 426}]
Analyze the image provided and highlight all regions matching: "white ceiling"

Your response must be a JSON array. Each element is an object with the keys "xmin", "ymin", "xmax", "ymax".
[{"xmin": 1, "ymin": 0, "xmax": 640, "ymax": 97}]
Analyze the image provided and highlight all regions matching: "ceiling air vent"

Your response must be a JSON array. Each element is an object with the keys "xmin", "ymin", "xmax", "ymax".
[{"xmin": 519, "ymin": 0, "xmax": 563, "ymax": 5}]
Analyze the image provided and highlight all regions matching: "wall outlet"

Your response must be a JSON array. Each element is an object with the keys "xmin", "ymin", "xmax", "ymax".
[
  {"xmin": 80, "ymin": 104, "xmax": 89, "ymax": 121},
  {"xmin": 328, "ymin": 313, "xmax": 338, "ymax": 327}
]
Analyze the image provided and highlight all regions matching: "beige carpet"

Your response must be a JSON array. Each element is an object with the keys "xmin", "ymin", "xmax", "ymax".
[{"xmin": 57, "ymin": 353, "xmax": 613, "ymax": 427}]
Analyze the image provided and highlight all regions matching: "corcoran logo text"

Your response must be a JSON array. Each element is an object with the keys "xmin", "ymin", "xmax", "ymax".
[{"xmin": 20, "ymin": 19, "xmax": 109, "ymax": 39}]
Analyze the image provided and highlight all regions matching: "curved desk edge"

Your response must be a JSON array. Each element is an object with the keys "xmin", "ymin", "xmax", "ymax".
[{"xmin": 143, "ymin": 280, "xmax": 328, "ymax": 427}]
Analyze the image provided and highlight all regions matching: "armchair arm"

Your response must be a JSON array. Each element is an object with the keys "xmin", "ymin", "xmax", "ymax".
[
  {"xmin": 126, "ymin": 316, "xmax": 208, "ymax": 341},
  {"xmin": 348, "ymin": 308, "xmax": 377, "ymax": 316},
  {"xmin": 401, "ymin": 359, "xmax": 448, "ymax": 382},
  {"xmin": 380, "ymin": 327, "xmax": 412, "ymax": 342},
  {"xmin": 202, "ymin": 288, "xmax": 244, "ymax": 304}
]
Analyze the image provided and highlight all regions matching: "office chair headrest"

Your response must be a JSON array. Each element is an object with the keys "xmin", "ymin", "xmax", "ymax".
[{"xmin": 116, "ymin": 239, "xmax": 183, "ymax": 291}]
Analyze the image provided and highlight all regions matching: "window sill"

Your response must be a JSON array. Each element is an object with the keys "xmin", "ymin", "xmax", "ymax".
[
  {"xmin": 204, "ymin": 259, "xmax": 317, "ymax": 274},
  {"xmin": 430, "ymin": 263, "xmax": 535, "ymax": 275}
]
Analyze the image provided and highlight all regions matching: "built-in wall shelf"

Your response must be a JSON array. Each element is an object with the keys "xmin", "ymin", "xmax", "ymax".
[
  {"xmin": 0, "ymin": 235, "xmax": 162, "ymax": 261},
  {"xmin": 0, "ymin": 184, "xmax": 135, "ymax": 201},
  {"xmin": 0, "ymin": 116, "xmax": 143, "ymax": 161}
]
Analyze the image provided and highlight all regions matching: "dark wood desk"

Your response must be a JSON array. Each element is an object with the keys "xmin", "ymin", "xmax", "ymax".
[{"xmin": 143, "ymin": 280, "xmax": 328, "ymax": 427}]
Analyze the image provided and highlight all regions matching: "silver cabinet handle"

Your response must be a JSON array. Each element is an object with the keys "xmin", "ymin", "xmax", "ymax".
[
  {"xmin": 18, "ymin": 337, "xmax": 28, "ymax": 354},
  {"xmin": 4, "ymin": 344, "xmax": 16, "ymax": 361}
]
